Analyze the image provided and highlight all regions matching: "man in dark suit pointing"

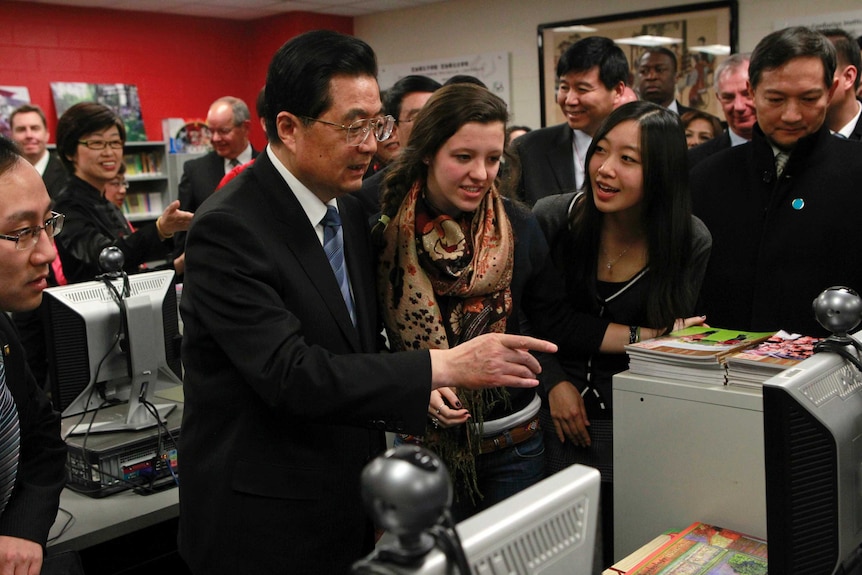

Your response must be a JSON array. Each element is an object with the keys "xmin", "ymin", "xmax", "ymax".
[{"xmin": 177, "ymin": 30, "xmax": 556, "ymax": 575}]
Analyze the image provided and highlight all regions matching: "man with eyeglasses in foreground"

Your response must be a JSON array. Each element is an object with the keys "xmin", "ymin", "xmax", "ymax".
[
  {"xmin": 177, "ymin": 30, "xmax": 557, "ymax": 575},
  {"xmin": 0, "ymin": 136, "xmax": 68, "ymax": 575}
]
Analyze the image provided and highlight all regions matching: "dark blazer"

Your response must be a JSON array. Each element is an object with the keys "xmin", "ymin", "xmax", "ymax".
[
  {"xmin": 356, "ymin": 164, "xmax": 390, "ymax": 221},
  {"xmin": 512, "ymin": 123, "xmax": 576, "ymax": 206},
  {"xmin": 41, "ymin": 153, "xmax": 68, "ymax": 199},
  {"xmin": 177, "ymin": 148, "xmax": 261, "ymax": 214},
  {"xmin": 675, "ymin": 100, "xmax": 698, "ymax": 117},
  {"xmin": 690, "ymin": 123, "xmax": 862, "ymax": 336},
  {"xmin": 687, "ymin": 129, "xmax": 732, "ymax": 170},
  {"xmin": 177, "ymin": 150, "xmax": 430, "ymax": 574},
  {"xmin": 847, "ymin": 104, "xmax": 862, "ymax": 141},
  {"xmin": 0, "ymin": 314, "xmax": 66, "ymax": 546}
]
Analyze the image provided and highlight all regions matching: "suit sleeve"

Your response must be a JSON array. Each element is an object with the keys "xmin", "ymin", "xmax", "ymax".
[
  {"xmin": 0, "ymin": 317, "xmax": 65, "ymax": 547},
  {"xmin": 182, "ymin": 206, "xmax": 430, "ymax": 434}
]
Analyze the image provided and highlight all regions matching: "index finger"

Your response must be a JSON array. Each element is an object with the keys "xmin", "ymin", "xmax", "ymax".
[{"xmin": 501, "ymin": 335, "xmax": 558, "ymax": 354}]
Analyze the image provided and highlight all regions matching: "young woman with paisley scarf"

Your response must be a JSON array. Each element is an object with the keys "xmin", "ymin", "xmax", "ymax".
[
  {"xmin": 532, "ymin": 101, "xmax": 712, "ymax": 567},
  {"xmin": 373, "ymin": 83, "xmax": 579, "ymax": 520}
]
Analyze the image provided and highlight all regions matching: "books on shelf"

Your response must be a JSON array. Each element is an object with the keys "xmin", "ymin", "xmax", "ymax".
[
  {"xmin": 625, "ymin": 327, "xmax": 773, "ymax": 385},
  {"xmin": 725, "ymin": 330, "xmax": 822, "ymax": 389},
  {"xmin": 121, "ymin": 192, "xmax": 164, "ymax": 216},
  {"xmin": 622, "ymin": 521, "xmax": 767, "ymax": 575},
  {"xmin": 123, "ymin": 151, "xmax": 163, "ymax": 176}
]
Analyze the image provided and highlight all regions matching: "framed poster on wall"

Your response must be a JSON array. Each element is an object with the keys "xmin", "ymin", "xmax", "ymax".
[{"xmin": 537, "ymin": 1, "xmax": 738, "ymax": 127}]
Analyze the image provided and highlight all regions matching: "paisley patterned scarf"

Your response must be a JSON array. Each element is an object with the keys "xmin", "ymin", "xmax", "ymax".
[{"xmin": 378, "ymin": 181, "xmax": 515, "ymax": 501}]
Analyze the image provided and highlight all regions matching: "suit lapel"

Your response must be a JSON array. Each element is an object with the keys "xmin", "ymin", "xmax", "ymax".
[
  {"xmin": 255, "ymin": 154, "xmax": 363, "ymax": 351},
  {"xmin": 547, "ymin": 124, "xmax": 576, "ymax": 190}
]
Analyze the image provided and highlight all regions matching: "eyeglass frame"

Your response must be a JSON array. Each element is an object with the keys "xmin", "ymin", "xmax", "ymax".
[
  {"xmin": 106, "ymin": 179, "xmax": 129, "ymax": 189},
  {"xmin": 299, "ymin": 115, "xmax": 395, "ymax": 146},
  {"xmin": 78, "ymin": 139, "xmax": 125, "ymax": 151},
  {"xmin": 0, "ymin": 212, "xmax": 65, "ymax": 251}
]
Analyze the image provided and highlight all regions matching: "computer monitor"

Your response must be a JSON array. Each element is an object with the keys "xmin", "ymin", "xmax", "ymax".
[
  {"xmin": 388, "ymin": 463, "xmax": 600, "ymax": 575},
  {"xmin": 42, "ymin": 269, "xmax": 182, "ymax": 435},
  {"xmin": 763, "ymin": 347, "xmax": 862, "ymax": 575}
]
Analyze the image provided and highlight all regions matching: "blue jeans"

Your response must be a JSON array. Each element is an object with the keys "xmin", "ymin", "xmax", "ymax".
[{"xmin": 450, "ymin": 432, "xmax": 545, "ymax": 522}]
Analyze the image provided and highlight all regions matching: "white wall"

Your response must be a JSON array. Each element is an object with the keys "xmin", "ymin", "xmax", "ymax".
[{"xmin": 355, "ymin": 0, "xmax": 860, "ymax": 128}]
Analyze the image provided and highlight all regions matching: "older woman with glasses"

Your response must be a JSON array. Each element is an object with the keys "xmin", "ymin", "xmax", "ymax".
[{"xmin": 53, "ymin": 102, "xmax": 192, "ymax": 283}]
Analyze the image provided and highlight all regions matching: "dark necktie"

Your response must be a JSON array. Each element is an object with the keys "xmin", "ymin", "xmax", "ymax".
[
  {"xmin": 0, "ymin": 352, "xmax": 20, "ymax": 517},
  {"xmin": 229, "ymin": 158, "xmax": 240, "ymax": 168},
  {"xmin": 775, "ymin": 152, "xmax": 789, "ymax": 178},
  {"xmin": 321, "ymin": 206, "xmax": 356, "ymax": 326}
]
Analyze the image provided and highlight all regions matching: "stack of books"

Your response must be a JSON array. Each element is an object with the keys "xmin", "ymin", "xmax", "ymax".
[
  {"xmin": 625, "ymin": 327, "xmax": 773, "ymax": 386},
  {"xmin": 604, "ymin": 521, "xmax": 768, "ymax": 575},
  {"xmin": 725, "ymin": 331, "xmax": 822, "ymax": 389}
]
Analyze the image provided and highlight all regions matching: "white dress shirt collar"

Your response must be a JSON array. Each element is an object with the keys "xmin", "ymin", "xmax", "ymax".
[{"xmin": 33, "ymin": 150, "xmax": 50, "ymax": 176}]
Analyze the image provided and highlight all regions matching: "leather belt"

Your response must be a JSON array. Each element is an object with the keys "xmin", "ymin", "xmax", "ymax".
[{"xmin": 478, "ymin": 416, "xmax": 540, "ymax": 455}]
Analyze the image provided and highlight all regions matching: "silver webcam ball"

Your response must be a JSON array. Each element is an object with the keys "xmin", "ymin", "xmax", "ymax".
[
  {"xmin": 813, "ymin": 286, "xmax": 862, "ymax": 340},
  {"xmin": 360, "ymin": 445, "xmax": 451, "ymax": 561},
  {"xmin": 98, "ymin": 246, "xmax": 125, "ymax": 273}
]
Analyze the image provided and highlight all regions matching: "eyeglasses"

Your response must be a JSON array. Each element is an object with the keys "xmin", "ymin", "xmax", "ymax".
[
  {"xmin": 107, "ymin": 180, "xmax": 128, "ymax": 189},
  {"xmin": 300, "ymin": 115, "xmax": 395, "ymax": 146},
  {"xmin": 716, "ymin": 91, "xmax": 751, "ymax": 104},
  {"xmin": 0, "ymin": 212, "xmax": 65, "ymax": 251},
  {"xmin": 209, "ymin": 126, "xmax": 236, "ymax": 137},
  {"xmin": 78, "ymin": 139, "xmax": 124, "ymax": 150}
]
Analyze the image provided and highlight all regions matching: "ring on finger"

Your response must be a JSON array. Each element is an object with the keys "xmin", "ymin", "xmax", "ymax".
[{"xmin": 435, "ymin": 404, "xmax": 444, "ymax": 414}]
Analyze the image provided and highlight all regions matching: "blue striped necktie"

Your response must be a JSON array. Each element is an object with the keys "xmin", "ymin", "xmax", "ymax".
[
  {"xmin": 321, "ymin": 206, "xmax": 356, "ymax": 326},
  {"xmin": 0, "ymin": 353, "xmax": 20, "ymax": 517}
]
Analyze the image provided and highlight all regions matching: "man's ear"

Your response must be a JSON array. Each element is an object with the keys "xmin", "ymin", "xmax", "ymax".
[{"xmin": 277, "ymin": 112, "xmax": 300, "ymax": 151}]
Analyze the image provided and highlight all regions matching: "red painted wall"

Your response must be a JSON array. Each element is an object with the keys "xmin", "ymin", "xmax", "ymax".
[{"xmin": 0, "ymin": 1, "xmax": 352, "ymax": 149}]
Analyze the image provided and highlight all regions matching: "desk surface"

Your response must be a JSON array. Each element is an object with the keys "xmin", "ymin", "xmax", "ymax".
[{"xmin": 48, "ymin": 484, "xmax": 178, "ymax": 552}]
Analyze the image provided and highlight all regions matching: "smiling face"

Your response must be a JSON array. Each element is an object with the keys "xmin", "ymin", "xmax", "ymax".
[
  {"xmin": 425, "ymin": 121, "xmax": 505, "ymax": 217},
  {"xmin": 0, "ymin": 159, "xmax": 56, "ymax": 313},
  {"xmin": 716, "ymin": 64, "xmax": 756, "ymax": 140},
  {"xmin": 279, "ymin": 74, "xmax": 382, "ymax": 203},
  {"xmin": 589, "ymin": 119, "xmax": 644, "ymax": 218},
  {"xmin": 70, "ymin": 126, "xmax": 123, "ymax": 189},
  {"xmin": 557, "ymin": 67, "xmax": 623, "ymax": 136},
  {"xmin": 10, "ymin": 111, "xmax": 50, "ymax": 165},
  {"xmin": 207, "ymin": 102, "xmax": 250, "ymax": 160},
  {"xmin": 752, "ymin": 56, "xmax": 836, "ymax": 151}
]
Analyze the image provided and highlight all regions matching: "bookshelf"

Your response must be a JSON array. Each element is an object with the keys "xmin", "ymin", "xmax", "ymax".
[{"xmin": 121, "ymin": 141, "xmax": 170, "ymax": 223}]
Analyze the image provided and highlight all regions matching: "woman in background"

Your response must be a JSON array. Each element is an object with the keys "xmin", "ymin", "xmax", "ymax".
[
  {"xmin": 533, "ymin": 100, "xmax": 712, "ymax": 567},
  {"xmin": 681, "ymin": 109, "xmax": 723, "ymax": 148},
  {"xmin": 53, "ymin": 102, "xmax": 191, "ymax": 283},
  {"xmin": 374, "ymin": 83, "xmax": 575, "ymax": 521}
]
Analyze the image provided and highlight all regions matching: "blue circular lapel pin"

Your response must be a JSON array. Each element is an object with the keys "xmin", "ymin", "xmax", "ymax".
[{"xmin": 791, "ymin": 198, "xmax": 805, "ymax": 210}]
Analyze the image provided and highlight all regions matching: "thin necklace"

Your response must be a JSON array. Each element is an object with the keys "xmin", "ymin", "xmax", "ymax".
[{"xmin": 603, "ymin": 244, "xmax": 631, "ymax": 271}]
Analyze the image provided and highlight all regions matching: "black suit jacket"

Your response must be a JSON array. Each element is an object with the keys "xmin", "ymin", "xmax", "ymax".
[
  {"xmin": 41, "ymin": 153, "xmax": 68, "ymax": 199},
  {"xmin": 512, "ymin": 123, "xmax": 577, "ymax": 206},
  {"xmin": 847, "ymin": 105, "xmax": 862, "ymax": 141},
  {"xmin": 690, "ymin": 123, "xmax": 862, "ymax": 336},
  {"xmin": 177, "ymin": 150, "xmax": 430, "ymax": 574},
  {"xmin": 0, "ymin": 315, "xmax": 66, "ymax": 546},
  {"xmin": 177, "ymin": 148, "xmax": 258, "ymax": 215},
  {"xmin": 687, "ymin": 129, "xmax": 732, "ymax": 170}
]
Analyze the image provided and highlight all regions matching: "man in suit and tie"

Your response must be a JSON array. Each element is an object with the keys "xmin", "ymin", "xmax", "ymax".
[
  {"xmin": 690, "ymin": 26, "xmax": 862, "ymax": 336},
  {"xmin": 0, "ymin": 136, "xmax": 68, "ymax": 574},
  {"xmin": 177, "ymin": 96, "xmax": 258, "ymax": 215},
  {"xmin": 512, "ymin": 36, "xmax": 628, "ymax": 206},
  {"xmin": 177, "ymin": 30, "xmax": 556, "ymax": 575},
  {"xmin": 823, "ymin": 28, "xmax": 862, "ymax": 140},
  {"xmin": 688, "ymin": 53, "xmax": 756, "ymax": 168},
  {"xmin": 635, "ymin": 47, "xmax": 698, "ymax": 116},
  {"xmin": 9, "ymin": 105, "xmax": 68, "ymax": 198}
]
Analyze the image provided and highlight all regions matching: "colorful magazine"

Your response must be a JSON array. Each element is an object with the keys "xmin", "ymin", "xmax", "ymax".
[
  {"xmin": 626, "ymin": 327, "xmax": 774, "ymax": 365},
  {"xmin": 625, "ymin": 522, "xmax": 768, "ymax": 575}
]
